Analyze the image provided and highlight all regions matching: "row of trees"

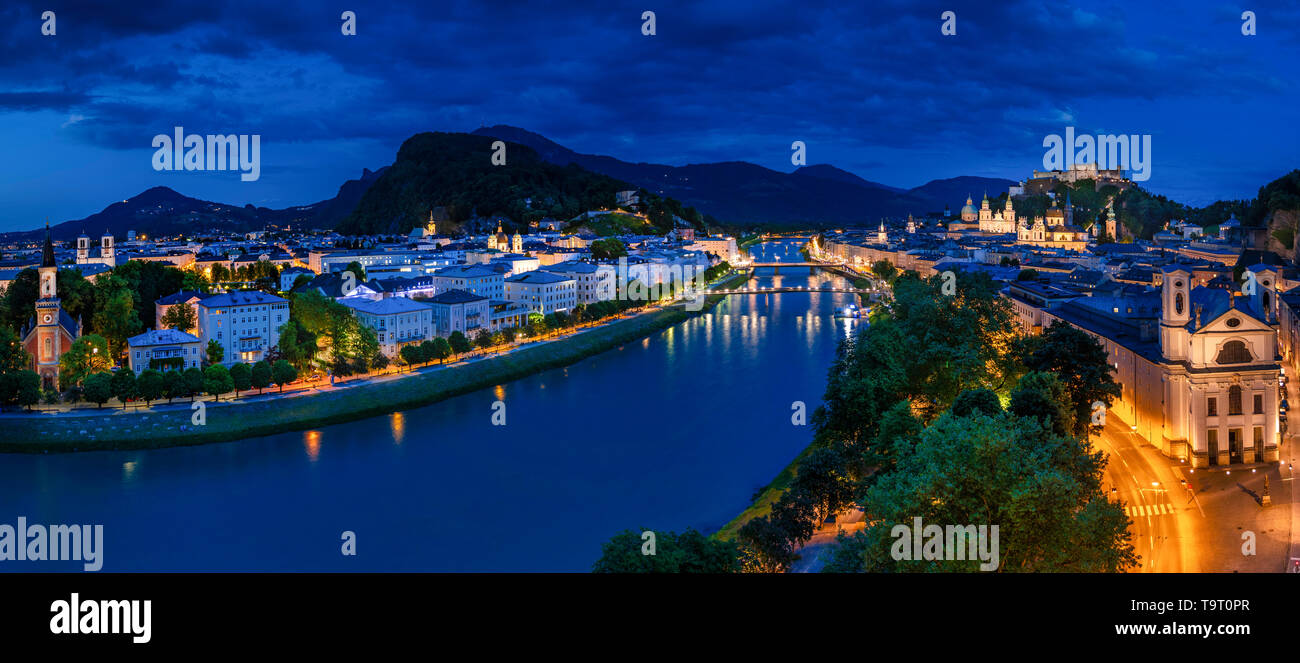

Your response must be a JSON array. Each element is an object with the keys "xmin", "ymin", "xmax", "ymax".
[{"xmin": 71, "ymin": 359, "xmax": 300, "ymax": 409}]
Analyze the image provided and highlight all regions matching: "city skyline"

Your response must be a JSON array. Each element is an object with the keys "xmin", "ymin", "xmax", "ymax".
[{"xmin": 1, "ymin": 1, "xmax": 1298, "ymax": 231}]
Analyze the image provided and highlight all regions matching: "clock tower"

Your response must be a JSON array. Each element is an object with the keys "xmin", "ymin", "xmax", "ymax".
[{"xmin": 24, "ymin": 224, "xmax": 79, "ymax": 390}]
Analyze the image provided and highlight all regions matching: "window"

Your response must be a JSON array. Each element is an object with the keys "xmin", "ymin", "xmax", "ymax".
[
  {"xmin": 1207, "ymin": 397, "xmax": 1217, "ymax": 416},
  {"xmin": 1228, "ymin": 386, "xmax": 1243, "ymax": 415},
  {"xmin": 1216, "ymin": 341, "xmax": 1252, "ymax": 364},
  {"xmin": 1254, "ymin": 394, "xmax": 1263, "ymax": 414}
]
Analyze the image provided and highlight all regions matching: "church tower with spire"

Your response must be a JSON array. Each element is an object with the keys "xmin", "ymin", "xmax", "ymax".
[{"xmin": 24, "ymin": 224, "xmax": 79, "ymax": 390}]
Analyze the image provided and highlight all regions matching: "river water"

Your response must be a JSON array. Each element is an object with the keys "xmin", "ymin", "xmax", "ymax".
[{"xmin": 0, "ymin": 240, "xmax": 862, "ymax": 571}]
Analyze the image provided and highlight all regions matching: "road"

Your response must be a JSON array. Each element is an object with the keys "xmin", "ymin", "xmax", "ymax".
[{"xmin": 1093, "ymin": 413, "xmax": 1206, "ymax": 572}]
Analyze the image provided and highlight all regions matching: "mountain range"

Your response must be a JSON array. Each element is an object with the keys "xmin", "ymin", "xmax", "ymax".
[{"xmin": 5, "ymin": 127, "xmax": 1018, "ymax": 240}]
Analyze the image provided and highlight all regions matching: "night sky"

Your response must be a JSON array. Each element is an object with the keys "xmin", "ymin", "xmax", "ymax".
[{"xmin": 0, "ymin": 0, "xmax": 1296, "ymax": 232}]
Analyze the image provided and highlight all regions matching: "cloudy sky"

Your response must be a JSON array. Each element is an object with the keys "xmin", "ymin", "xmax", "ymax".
[{"xmin": 0, "ymin": 0, "xmax": 1296, "ymax": 232}]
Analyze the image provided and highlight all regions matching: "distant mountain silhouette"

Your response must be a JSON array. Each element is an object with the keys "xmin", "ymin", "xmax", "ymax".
[
  {"xmin": 472, "ymin": 125, "xmax": 1011, "ymax": 225},
  {"xmin": 906, "ymin": 176, "xmax": 1021, "ymax": 213},
  {"xmin": 5, "ymin": 168, "xmax": 386, "ymax": 241}
]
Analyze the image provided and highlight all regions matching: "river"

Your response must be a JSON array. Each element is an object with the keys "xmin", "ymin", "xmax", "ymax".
[{"xmin": 0, "ymin": 240, "xmax": 862, "ymax": 571}]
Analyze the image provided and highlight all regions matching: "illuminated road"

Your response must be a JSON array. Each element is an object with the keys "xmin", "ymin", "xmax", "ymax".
[{"xmin": 1093, "ymin": 414, "xmax": 1206, "ymax": 572}]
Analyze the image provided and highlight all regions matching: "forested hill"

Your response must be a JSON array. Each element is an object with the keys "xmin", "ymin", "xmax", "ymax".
[{"xmin": 337, "ymin": 132, "xmax": 634, "ymax": 235}]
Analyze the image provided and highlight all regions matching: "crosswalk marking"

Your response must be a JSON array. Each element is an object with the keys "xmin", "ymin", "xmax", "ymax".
[{"xmin": 1124, "ymin": 503, "xmax": 1174, "ymax": 517}]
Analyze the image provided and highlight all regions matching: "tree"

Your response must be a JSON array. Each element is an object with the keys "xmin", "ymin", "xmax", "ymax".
[
  {"xmin": 14, "ymin": 370, "xmax": 41, "ymax": 410},
  {"xmin": 500, "ymin": 327, "xmax": 517, "ymax": 344},
  {"xmin": 91, "ymin": 278, "xmax": 142, "ymax": 361},
  {"xmin": 160, "ymin": 301, "xmax": 197, "ymax": 332},
  {"xmin": 162, "ymin": 370, "xmax": 182, "ymax": 401},
  {"xmin": 822, "ymin": 412, "xmax": 1136, "ymax": 573},
  {"xmin": 430, "ymin": 337, "xmax": 452, "ymax": 363},
  {"xmin": 250, "ymin": 360, "xmax": 272, "ymax": 393},
  {"xmin": 229, "ymin": 362, "xmax": 252, "ymax": 397},
  {"xmin": 272, "ymin": 359, "xmax": 297, "ymax": 392},
  {"xmin": 370, "ymin": 351, "xmax": 390, "ymax": 372},
  {"xmin": 82, "ymin": 372, "xmax": 113, "ymax": 408},
  {"xmin": 58, "ymin": 335, "xmax": 111, "ymax": 388},
  {"xmin": 137, "ymin": 369, "xmax": 165, "ymax": 405},
  {"xmin": 590, "ymin": 237, "xmax": 628, "ymax": 260},
  {"xmin": 951, "ymin": 388, "xmax": 1003, "ymax": 418},
  {"xmin": 344, "ymin": 261, "xmax": 367, "ymax": 283},
  {"xmin": 1008, "ymin": 371, "xmax": 1076, "ymax": 438},
  {"xmin": 203, "ymin": 364, "xmax": 234, "ymax": 401},
  {"xmin": 276, "ymin": 319, "xmax": 318, "ymax": 372},
  {"xmin": 1016, "ymin": 268, "xmax": 1040, "ymax": 281},
  {"xmin": 399, "ymin": 345, "xmax": 421, "ymax": 371},
  {"xmin": 291, "ymin": 273, "xmax": 313, "ymax": 291},
  {"xmin": 448, "ymin": 331, "xmax": 471, "ymax": 355},
  {"xmin": 1019, "ymin": 320, "xmax": 1122, "ymax": 437},
  {"xmin": 205, "ymin": 339, "xmax": 224, "ymax": 366},
  {"xmin": 474, "ymin": 329, "xmax": 494, "ymax": 351},
  {"xmin": 592, "ymin": 528, "xmax": 739, "ymax": 573},
  {"xmin": 787, "ymin": 446, "xmax": 855, "ymax": 528},
  {"xmin": 181, "ymin": 367, "xmax": 205, "ymax": 402},
  {"xmin": 110, "ymin": 368, "xmax": 137, "ymax": 409}
]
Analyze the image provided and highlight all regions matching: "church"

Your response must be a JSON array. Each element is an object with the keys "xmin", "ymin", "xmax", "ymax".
[
  {"xmin": 1016, "ymin": 195, "xmax": 1089, "ymax": 250},
  {"xmin": 487, "ymin": 220, "xmax": 523, "ymax": 253},
  {"xmin": 75, "ymin": 229, "xmax": 118, "ymax": 267},
  {"xmin": 22, "ymin": 226, "xmax": 81, "ymax": 390}
]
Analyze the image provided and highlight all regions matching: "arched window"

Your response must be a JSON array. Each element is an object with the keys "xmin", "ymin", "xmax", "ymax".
[
  {"xmin": 1216, "ymin": 340, "xmax": 1253, "ymax": 365},
  {"xmin": 1175, "ymin": 292, "xmax": 1184, "ymax": 315},
  {"xmin": 1228, "ymin": 385, "xmax": 1243, "ymax": 415}
]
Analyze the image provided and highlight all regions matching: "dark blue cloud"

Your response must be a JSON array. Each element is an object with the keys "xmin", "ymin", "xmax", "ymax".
[{"xmin": 0, "ymin": 0, "xmax": 1296, "ymax": 230}]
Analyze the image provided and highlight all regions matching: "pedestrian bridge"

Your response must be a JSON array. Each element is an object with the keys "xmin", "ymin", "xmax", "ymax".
[{"xmin": 712, "ymin": 285, "xmax": 872, "ymax": 295}]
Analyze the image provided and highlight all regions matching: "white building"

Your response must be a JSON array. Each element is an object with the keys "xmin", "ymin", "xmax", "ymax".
[
  {"xmin": 195, "ymin": 291, "xmax": 290, "ymax": 365},
  {"xmin": 505, "ymin": 271, "xmax": 577, "ymax": 314},
  {"xmin": 539, "ymin": 261, "xmax": 616, "ymax": 304},
  {"xmin": 344, "ymin": 297, "xmax": 434, "ymax": 358},
  {"xmin": 75, "ymin": 230, "xmax": 118, "ymax": 268},
  {"xmin": 126, "ymin": 328, "xmax": 203, "ymax": 374},
  {"xmin": 426, "ymin": 289, "xmax": 490, "ymax": 337},
  {"xmin": 429, "ymin": 265, "xmax": 504, "ymax": 300}
]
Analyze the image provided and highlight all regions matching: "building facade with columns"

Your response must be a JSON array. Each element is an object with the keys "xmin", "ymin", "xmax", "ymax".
[{"xmin": 1005, "ymin": 264, "xmax": 1281, "ymax": 468}]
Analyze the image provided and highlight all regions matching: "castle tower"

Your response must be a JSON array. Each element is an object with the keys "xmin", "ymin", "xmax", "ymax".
[
  {"xmin": 100, "ymin": 230, "xmax": 115, "ymax": 266},
  {"xmin": 34, "ymin": 225, "xmax": 64, "ymax": 389},
  {"xmin": 1160, "ymin": 266, "xmax": 1192, "ymax": 361},
  {"xmin": 511, "ymin": 230, "xmax": 523, "ymax": 253}
]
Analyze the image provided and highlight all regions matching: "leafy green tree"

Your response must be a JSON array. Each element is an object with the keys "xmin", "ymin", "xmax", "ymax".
[
  {"xmin": 951, "ymin": 388, "xmax": 1003, "ymax": 418},
  {"xmin": 162, "ymin": 369, "xmax": 181, "ymax": 401},
  {"xmin": 344, "ymin": 261, "xmax": 367, "ymax": 282},
  {"xmin": 82, "ymin": 371, "xmax": 113, "ymax": 408},
  {"xmin": 58, "ymin": 335, "xmax": 111, "ymax": 387},
  {"xmin": 592, "ymin": 528, "xmax": 740, "ymax": 573},
  {"xmin": 204, "ymin": 364, "xmax": 234, "ymax": 401},
  {"xmin": 474, "ymin": 329, "xmax": 494, "ymax": 351},
  {"xmin": 823, "ymin": 412, "xmax": 1136, "ymax": 573},
  {"xmin": 788, "ymin": 446, "xmax": 855, "ymax": 528},
  {"xmin": 205, "ymin": 339, "xmax": 224, "ymax": 366},
  {"xmin": 181, "ymin": 367, "xmax": 205, "ymax": 402},
  {"xmin": 430, "ymin": 337, "xmax": 452, "ymax": 363},
  {"xmin": 1018, "ymin": 320, "xmax": 1122, "ymax": 437},
  {"xmin": 91, "ymin": 278, "xmax": 142, "ymax": 361},
  {"xmin": 1008, "ymin": 371, "xmax": 1075, "ymax": 438},
  {"xmin": 250, "ymin": 360, "xmax": 272, "ymax": 393},
  {"xmin": 399, "ymin": 345, "xmax": 421, "ymax": 370},
  {"xmin": 276, "ymin": 319, "xmax": 318, "ymax": 372},
  {"xmin": 590, "ymin": 237, "xmax": 628, "ymax": 260},
  {"xmin": 370, "ymin": 350, "xmax": 390, "ymax": 372},
  {"xmin": 448, "ymin": 331, "xmax": 471, "ymax": 355},
  {"xmin": 110, "ymin": 368, "xmax": 137, "ymax": 409},
  {"xmin": 15, "ymin": 370, "xmax": 41, "ymax": 410},
  {"xmin": 229, "ymin": 362, "xmax": 252, "ymax": 396},
  {"xmin": 500, "ymin": 327, "xmax": 517, "ymax": 344},
  {"xmin": 0, "ymin": 268, "xmax": 38, "ymax": 332},
  {"xmin": 291, "ymin": 273, "xmax": 313, "ymax": 291},
  {"xmin": 271, "ymin": 359, "xmax": 297, "ymax": 392},
  {"xmin": 137, "ymin": 369, "xmax": 165, "ymax": 405},
  {"xmin": 160, "ymin": 301, "xmax": 197, "ymax": 332}
]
